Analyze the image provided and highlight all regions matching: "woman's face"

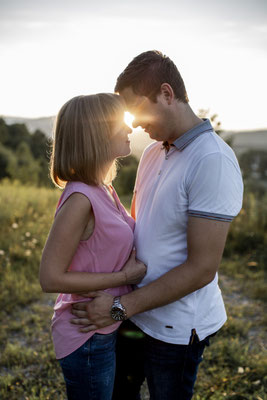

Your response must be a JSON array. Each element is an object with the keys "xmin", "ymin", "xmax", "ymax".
[{"xmin": 110, "ymin": 113, "xmax": 133, "ymax": 159}]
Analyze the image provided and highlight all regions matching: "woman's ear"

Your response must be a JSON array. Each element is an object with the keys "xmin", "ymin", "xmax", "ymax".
[{"xmin": 160, "ymin": 83, "xmax": 174, "ymax": 105}]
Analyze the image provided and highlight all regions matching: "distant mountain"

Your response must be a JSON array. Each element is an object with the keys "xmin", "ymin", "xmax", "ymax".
[
  {"xmin": 1, "ymin": 115, "xmax": 153, "ymax": 159},
  {"xmin": 2, "ymin": 116, "xmax": 56, "ymax": 137},
  {"xmin": 221, "ymin": 130, "xmax": 267, "ymax": 156},
  {"xmin": 2, "ymin": 115, "xmax": 267, "ymax": 160}
]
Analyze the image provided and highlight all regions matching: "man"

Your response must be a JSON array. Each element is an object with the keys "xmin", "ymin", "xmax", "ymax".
[{"xmin": 71, "ymin": 50, "xmax": 243, "ymax": 399}]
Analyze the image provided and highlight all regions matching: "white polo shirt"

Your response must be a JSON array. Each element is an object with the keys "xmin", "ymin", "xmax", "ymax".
[{"xmin": 131, "ymin": 119, "xmax": 243, "ymax": 344}]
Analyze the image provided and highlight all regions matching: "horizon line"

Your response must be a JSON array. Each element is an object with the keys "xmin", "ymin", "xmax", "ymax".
[{"xmin": 1, "ymin": 114, "xmax": 267, "ymax": 133}]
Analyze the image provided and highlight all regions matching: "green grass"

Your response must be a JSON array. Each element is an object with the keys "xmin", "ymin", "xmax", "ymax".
[
  {"xmin": 220, "ymin": 257, "xmax": 267, "ymax": 304},
  {"xmin": 194, "ymin": 301, "xmax": 267, "ymax": 399},
  {"xmin": 0, "ymin": 180, "xmax": 60, "ymax": 313},
  {"xmin": 0, "ymin": 181, "xmax": 266, "ymax": 399}
]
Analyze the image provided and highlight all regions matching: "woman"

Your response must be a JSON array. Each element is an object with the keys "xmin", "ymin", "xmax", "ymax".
[{"xmin": 39, "ymin": 93, "xmax": 146, "ymax": 400}]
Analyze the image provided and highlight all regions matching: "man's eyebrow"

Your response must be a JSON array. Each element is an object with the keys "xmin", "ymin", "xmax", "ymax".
[
  {"xmin": 126, "ymin": 100, "xmax": 137, "ymax": 107},
  {"xmin": 128, "ymin": 98, "xmax": 146, "ymax": 108}
]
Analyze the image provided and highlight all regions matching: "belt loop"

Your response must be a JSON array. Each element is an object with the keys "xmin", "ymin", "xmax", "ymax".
[{"xmin": 190, "ymin": 328, "xmax": 197, "ymax": 345}]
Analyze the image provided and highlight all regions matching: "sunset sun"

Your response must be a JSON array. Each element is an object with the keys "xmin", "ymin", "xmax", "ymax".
[{"xmin": 124, "ymin": 111, "xmax": 135, "ymax": 128}]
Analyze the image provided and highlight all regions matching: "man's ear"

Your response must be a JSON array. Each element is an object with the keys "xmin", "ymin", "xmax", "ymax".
[{"xmin": 160, "ymin": 83, "xmax": 174, "ymax": 104}]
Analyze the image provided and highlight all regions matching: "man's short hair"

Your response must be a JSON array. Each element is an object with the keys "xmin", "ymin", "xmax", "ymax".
[{"xmin": 115, "ymin": 50, "xmax": 189, "ymax": 103}]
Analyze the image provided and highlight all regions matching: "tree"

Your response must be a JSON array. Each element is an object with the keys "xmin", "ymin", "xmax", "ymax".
[
  {"xmin": 5, "ymin": 123, "xmax": 30, "ymax": 150},
  {"xmin": 7, "ymin": 141, "xmax": 40, "ymax": 185},
  {"xmin": 113, "ymin": 155, "xmax": 139, "ymax": 196},
  {"xmin": 0, "ymin": 118, "xmax": 8, "ymax": 144},
  {"xmin": 0, "ymin": 144, "xmax": 16, "ymax": 179},
  {"xmin": 198, "ymin": 109, "xmax": 222, "ymax": 134},
  {"xmin": 239, "ymin": 150, "xmax": 267, "ymax": 181},
  {"xmin": 239, "ymin": 150, "xmax": 267, "ymax": 197},
  {"xmin": 37, "ymin": 156, "xmax": 52, "ymax": 187},
  {"xmin": 30, "ymin": 129, "xmax": 51, "ymax": 160},
  {"xmin": 29, "ymin": 129, "xmax": 52, "ymax": 186}
]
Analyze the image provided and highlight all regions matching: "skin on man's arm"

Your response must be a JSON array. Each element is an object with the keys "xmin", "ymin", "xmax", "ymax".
[{"xmin": 71, "ymin": 216, "xmax": 230, "ymax": 332}]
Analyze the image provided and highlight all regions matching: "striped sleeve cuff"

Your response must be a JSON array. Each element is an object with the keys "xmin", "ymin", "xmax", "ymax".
[{"xmin": 188, "ymin": 210, "xmax": 234, "ymax": 222}]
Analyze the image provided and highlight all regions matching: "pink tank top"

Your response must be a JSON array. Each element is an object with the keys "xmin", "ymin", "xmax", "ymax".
[{"xmin": 51, "ymin": 181, "xmax": 135, "ymax": 359}]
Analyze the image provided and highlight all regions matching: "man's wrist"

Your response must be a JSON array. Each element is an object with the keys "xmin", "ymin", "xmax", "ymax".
[
  {"xmin": 110, "ymin": 296, "xmax": 127, "ymax": 321},
  {"xmin": 120, "ymin": 293, "xmax": 137, "ymax": 319}
]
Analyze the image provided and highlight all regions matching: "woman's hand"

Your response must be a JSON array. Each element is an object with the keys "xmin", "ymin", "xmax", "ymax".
[{"xmin": 121, "ymin": 250, "xmax": 147, "ymax": 285}]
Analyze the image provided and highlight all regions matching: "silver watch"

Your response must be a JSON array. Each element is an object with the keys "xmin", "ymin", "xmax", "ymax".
[{"xmin": 110, "ymin": 296, "xmax": 127, "ymax": 321}]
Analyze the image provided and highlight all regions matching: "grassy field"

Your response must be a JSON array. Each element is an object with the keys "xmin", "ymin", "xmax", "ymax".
[{"xmin": 0, "ymin": 181, "xmax": 266, "ymax": 399}]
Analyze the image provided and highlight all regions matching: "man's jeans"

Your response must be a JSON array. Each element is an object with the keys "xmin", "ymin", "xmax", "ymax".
[
  {"xmin": 59, "ymin": 331, "xmax": 117, "ymax": 400},
  {"xmin": 144, "ymin": 332, "xmax": 209, "ymax": 399},
  {"xmin": 113, "ymin": 320, "xmax": 212, "ymax": 400}
]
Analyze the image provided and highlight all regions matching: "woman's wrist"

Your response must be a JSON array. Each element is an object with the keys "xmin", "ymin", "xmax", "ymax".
[{"xmin": 117, "ymin": 270, "xmax": 128, "ymax": 285}]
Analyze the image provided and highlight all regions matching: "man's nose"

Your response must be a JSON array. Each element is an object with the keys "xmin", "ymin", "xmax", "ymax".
[
  {"xmin": 127, "ymin": 125, "xmax": 133, "ymax": 134},
  {"xmin": 132, "ymin": 117, "xmax": 142, "ymax": 129}
]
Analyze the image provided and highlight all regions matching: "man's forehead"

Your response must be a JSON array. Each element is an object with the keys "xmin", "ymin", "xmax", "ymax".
[{"xmin": 120, "ymin": 87, "xmax": 147, "ymax": 108}]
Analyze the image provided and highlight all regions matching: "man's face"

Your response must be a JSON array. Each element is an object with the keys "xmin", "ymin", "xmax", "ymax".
[{"xmin": 120, "ymin": 87, "xmax": 173, "ymax": 142}]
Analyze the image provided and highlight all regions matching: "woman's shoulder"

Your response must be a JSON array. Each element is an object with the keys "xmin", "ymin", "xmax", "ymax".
[
  {"xmin": 65, "ymin": 181, "xmax": 101, "ymax": 197},
  {"xmin": 66, "ymin": 180, "xmax": 92, "ymax": 191},
  {"xmin": 56, "ymin": 181, "xmax": 100, "ymax": 214}
]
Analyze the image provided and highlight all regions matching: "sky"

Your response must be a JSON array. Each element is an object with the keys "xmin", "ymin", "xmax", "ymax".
[{"xmin": 0, "ymin": 0, "xmax": 266, "ymax": 130}]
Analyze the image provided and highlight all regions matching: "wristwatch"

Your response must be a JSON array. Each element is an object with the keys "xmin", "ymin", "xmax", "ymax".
[{"xmin": 110, "ymin": 296, "xmax": 127, "ymax": 321}]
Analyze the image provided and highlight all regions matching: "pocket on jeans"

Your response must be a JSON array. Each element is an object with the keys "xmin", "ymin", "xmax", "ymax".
[
  {"xmin": 92, "ymin": 332, "xmax": 117, "ymax": 355},
  {"xmin": 94, "ymin": 331, "xmax": 117, "ymax": 341},
  {"xmin": 59, "ymin": 340, "xmax": 90, "ymax": 368}
]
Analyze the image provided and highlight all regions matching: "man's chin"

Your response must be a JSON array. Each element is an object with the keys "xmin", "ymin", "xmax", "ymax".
[
  {"xmin": 148, "ymin": 132, "xmax": 160, "ymax": 141},
  {"xmin": 145, "ymin": 130, "xmax": 155, "ymax": 138}
]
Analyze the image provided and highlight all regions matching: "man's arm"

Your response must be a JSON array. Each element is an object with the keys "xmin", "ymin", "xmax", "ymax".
[
  {"xmin": 71, "ymin": 216, "xmax": 230, "ymax": 331},
  {"xmin": 121, "ymin": 216, "xmax": 229, "ymax": 317}
]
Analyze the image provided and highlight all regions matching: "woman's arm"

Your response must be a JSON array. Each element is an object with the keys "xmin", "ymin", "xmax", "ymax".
[{"xmin": 39, "ymin": 193, "xmax": 145, "ymax": 293}]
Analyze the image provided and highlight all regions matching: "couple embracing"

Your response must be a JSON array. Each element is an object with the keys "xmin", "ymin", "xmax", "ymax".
[{"xmin": 40, "ymin": 50, "xmax": 243, "ymax": 400}]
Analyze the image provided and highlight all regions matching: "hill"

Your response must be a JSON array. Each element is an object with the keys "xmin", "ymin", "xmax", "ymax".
[
  {"xmin": 2, "ymin": 115, "xmax": 154, "ymax": 159},
  {"xmin": 3, "ymin": 116, "xmax": 55, "ymax": 137},
  {"xmin": 221, "ymin": 130, "xmax": 267, "ymax": 156},
  {"xmin": 2, "ymin": 115, "xmax": 267, "ymax": 160}
]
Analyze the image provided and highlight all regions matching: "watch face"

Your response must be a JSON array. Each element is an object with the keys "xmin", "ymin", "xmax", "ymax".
[{"xmin": 111, "ymin": 307, "xmax": 126, "ymax": 321}]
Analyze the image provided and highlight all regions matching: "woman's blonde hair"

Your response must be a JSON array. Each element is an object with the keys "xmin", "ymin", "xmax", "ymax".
[{"xmin": 50, "ymin": 93, "xmax": 125, "ymax": 188}]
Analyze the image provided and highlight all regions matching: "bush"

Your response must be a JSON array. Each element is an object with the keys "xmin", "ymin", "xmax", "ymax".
[
  {"xmin": 0, "ymin": 144, "xmax": 15, "ymax": 180},
  {"xmin": 224, "ymin": 190, "xmax": 267, "ymax": 270},
  {"xmin": 113, "ymin": 155, "xmax": 138, "ymax": 196}
]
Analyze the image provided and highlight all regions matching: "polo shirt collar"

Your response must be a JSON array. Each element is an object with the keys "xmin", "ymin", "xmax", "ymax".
[{"xmin": 172, "ymin": 119, "xmax": 213, "ymax": 151}]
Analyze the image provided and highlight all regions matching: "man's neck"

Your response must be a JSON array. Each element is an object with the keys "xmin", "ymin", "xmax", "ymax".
[{"xmin": 168, "ymin": 103, "xmax": 203, "ymax": 144}]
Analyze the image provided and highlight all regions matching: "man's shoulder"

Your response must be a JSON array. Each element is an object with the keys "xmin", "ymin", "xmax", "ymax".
[
  {"xmin": 144, "ymin": 140, "xmax": 161, "ymax": 154},
  {"xmin": 191, "ymin": 131, "xmax": 238, "ymax": 163},
  {"xmin": 139, "ymin": 141, "xmax": 162, "ymax": 162}
]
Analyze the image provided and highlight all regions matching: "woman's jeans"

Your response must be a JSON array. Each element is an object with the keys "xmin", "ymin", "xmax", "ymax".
[{"xmin": 59, "ymin": 331, "xmax": 117, "ymax": 400}]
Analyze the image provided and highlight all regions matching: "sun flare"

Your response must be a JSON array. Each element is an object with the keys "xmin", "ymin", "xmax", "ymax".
[{"xmin": 124, "ymin": 111, "xmax": 135, "ymax": 129}]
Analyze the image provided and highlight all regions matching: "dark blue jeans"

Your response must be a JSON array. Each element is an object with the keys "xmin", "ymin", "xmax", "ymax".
[
  {"xmin": 144, "ymin": 333, "xmax": 209, "ymax": 400},
  {"xmin": 113, "ymin": 321, "xmax": 212, "ymax": 400},
  {"xmin": 59, "ymin": 331, "xmax": 117, "ymax": 400}
]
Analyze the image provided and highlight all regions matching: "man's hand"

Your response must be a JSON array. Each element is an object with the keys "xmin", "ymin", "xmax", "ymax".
[{"xmin": 71, "ymin": 291, "xmax": 114, "ymax": 332}]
